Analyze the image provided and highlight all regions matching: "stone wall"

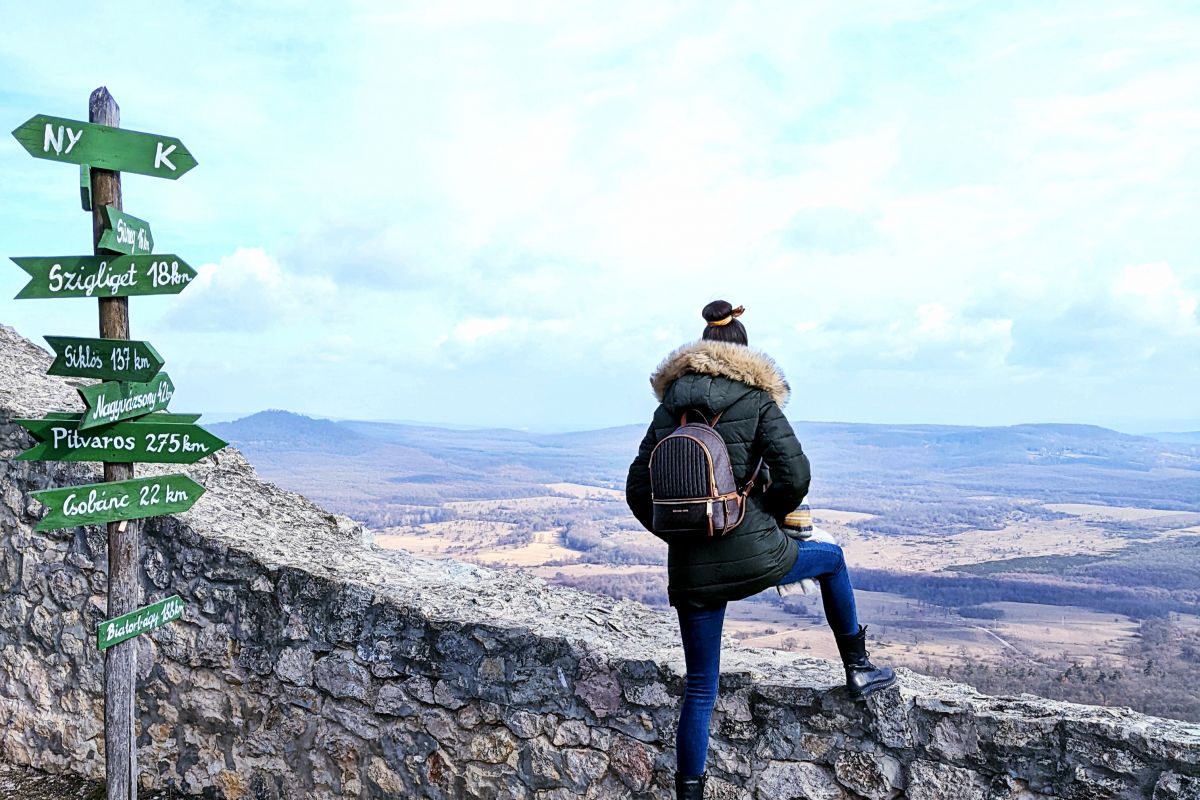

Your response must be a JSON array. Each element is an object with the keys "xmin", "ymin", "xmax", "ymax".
[{"xmin": 1, "ymin": 323, "xmax": 1198, "ymax": 800}]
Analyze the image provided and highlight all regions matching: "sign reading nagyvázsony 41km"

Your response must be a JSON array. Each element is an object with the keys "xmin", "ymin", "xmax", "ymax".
[
  {"xmin": 11, "ymin": 115, "xmax": 196, "ymax": 179},
  {"xmin": 45, "ymin": 336, "xmax": 164, "ymax": 382},
  {"xmin": 15, "ymin": 418, "xmax": 227, "ymax": 464},
  {"xmin": 97, "ymin": 206, "xmax": 153, "ymax": 256},
  {"xmin": 12, "ymin": 255, "xmax": 194, "ymax": 298},
  {"xmin": 31, "ymin": 474, "xmax": 205, "ymax": 532},
  {"xmin": 77, "ymin": 373, "xmax": 174, "ymax": 430},
  {"xmin": 97, "ymin": 595, "xmax": 185, "ymax": 651}
]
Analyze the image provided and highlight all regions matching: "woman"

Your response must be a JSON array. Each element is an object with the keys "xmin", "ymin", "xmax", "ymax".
[{"xmin": 625, "ymin": 301, "xmax": 895, "ymax": 800}]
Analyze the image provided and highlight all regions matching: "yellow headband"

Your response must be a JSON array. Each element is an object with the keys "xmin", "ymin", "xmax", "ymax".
[{"xmin": 708, "ymin": 306, "xmax": 745, "ymax": 327}]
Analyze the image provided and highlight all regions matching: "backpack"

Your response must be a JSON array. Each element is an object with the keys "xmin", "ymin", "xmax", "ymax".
[{"xmin": 649, "ymin": 410, "xmax": 763, "ymax": 537}]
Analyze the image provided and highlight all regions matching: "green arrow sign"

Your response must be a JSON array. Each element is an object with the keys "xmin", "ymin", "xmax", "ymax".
[
  {"xmin": 13, "ymin": 255, "xmax": 195, "ymax": 299},
  {"xmin": 12, "ymin": 114, "xmax": 196, "ymax": 179},
  {"xmin": 32, "ymin": 474, "xmax": 205, "ymax": 532},
  {"xmin": 15, "ymin": 418, "xmax": 227, "ymax": 464},
  {"xmin": 97, "ymin": 206, "xmax": 153, "ymax": 256},
  {"xmin": 45, "ymin": 411, "xmax": 201, "ymax": 424},
  {"xmin": 80, "ymin": 165, "xmax": 92, "ymax": 211},
  {"xmin": 97, "ymin": 595, "xmax": 185, "ymax": 651},
  {"xmin": 77, "ymin": 373, "xmax": 174, "ymax": 430},
  {"xmin": 45, "ymin": 336, "xmax": 164, "ymax": 382},
  {"xmin": 44, "ymin": 411, "xmax": 201, "ymax": 424}
]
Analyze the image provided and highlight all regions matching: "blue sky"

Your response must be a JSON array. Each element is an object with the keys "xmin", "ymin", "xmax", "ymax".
[{"xmin": 2, "ymin": 1, "xmax": 1198, "ymax": 431}]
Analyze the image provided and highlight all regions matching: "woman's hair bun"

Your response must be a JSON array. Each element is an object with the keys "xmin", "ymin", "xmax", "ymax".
[{"xmin": 702, "ymin": 300, "xmax": 735, "ymax": 323}]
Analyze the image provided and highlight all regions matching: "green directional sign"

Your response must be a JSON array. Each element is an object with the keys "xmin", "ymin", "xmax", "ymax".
[
  {"xmin": 12, "ymin": 114, "xmax": 196, "ymax": 179},
  {"xmin": 97, "ymin": 595, "xmax": 185, "ymax": 651},
  {"xmin": 98, "ymin": 206, "xmax": 153, "ymax": 256},
  {"xmin": 44, "ymin": 411, "xmax": 201, "ymax": 424},
  {"xmin": 80, "ymin": 165, "xmax": 92, "ymax": 211},
  {"xmin": 45, "ymin": 336, "xmax": 164, "ymax": 382},
  {"xmin": 32, "ymin": 474, "xmax": 205, "ymax": 532},
  {"xmin": 15, "ymin": 417, "xmax": 227, "ymax": 464},
  {"xmin": 12, "ymin": 255, "xmax": 195, "ymax": 299},
  {"xmin": 77, "ymin": 373, "xmax": 174, "ymax": 430}
]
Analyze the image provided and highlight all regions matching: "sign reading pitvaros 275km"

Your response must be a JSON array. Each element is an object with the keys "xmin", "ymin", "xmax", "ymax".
[
  {"xmin": 97, "ymin": 595, "xmax": 185, "ymax": 651},
  {"xmin": 15, "ymin": 417, "xmax": 227, "ymax": 464}
]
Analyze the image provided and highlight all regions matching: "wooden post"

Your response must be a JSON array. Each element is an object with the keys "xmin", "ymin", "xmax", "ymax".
[{"xmin": 91, "ymin": 86, "xmax": 140, "ymax": 800}]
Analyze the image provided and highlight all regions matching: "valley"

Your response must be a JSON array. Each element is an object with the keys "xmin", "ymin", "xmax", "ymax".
[{"xmin": 211, "ymin": 410, "xmax": 1200, "ymax": 721}]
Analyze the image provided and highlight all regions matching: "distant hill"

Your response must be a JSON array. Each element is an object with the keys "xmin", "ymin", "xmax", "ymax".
[
  {"xmin": 209, "ymin": 411, "xmax": 1200, "ymax": 530},
  {"xmin": 1149, "ymin": 431, "xmax": 1200, "ymax": 445}
]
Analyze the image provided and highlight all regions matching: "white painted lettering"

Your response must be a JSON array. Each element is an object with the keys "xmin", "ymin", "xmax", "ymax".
[
  {"xmin": 154, "ymin": 142, "xmax": 177, "ymax": 171},
  {"xmin": 64, "ymin": 127, "xmax": 82, "ymax": 154},
  {"xmin": 43, "ymin": 124, "xmax": 63, "ymax": 154}
]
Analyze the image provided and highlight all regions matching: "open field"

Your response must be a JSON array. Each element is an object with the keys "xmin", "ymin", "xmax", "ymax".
[{"xmin": 214, "ymin": 411, "xmax": 1200, "ymax": 720}]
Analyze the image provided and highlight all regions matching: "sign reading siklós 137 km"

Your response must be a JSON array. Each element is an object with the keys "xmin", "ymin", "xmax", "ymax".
[
  {"xmin": 44, "ymin": 336, "xmax": 165, "ymax": 382},
  {"xmin": 12, "ymin": 255, "xmax": 195, "ymax": 298},
  {"xmin": 11, "ymin": 114, "xmax": 196, "ymax": 179}
]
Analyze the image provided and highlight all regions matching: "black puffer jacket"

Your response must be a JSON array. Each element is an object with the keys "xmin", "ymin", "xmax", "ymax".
[{"xmin": 626, "ymin": 341, "xmax": 811, "ymax": 609}]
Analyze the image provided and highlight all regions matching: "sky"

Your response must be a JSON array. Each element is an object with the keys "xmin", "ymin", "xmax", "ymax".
[{"xmin": 1, "ymin": 1, "xmax": 1198, "ymax": 432}]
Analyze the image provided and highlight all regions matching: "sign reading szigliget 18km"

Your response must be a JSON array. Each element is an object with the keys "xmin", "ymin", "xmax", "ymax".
[
  {"xmin": 31, "ymin": 474, "xmax": 205, "ymax": 532},
  {"xmin": 11, "ymin": 115, "xmax": 196, "ymax": 179},
  {"xmin": 12, "ymin": 255, "xmax": 195, "ymax": 298}
]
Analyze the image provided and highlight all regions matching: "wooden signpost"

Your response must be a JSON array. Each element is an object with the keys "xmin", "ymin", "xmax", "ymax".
[
  {"xmin": 10, "ymin": 87, "xmax": 219, "ymax": 800},
  {"xmin": 32, "ymin": 475, "xmax": 205, "ymax": 532},
  {"xmin": 11, "ymin": 113, "xmax": 197, "ymax": 178},
  {"xmin": 12, "ymin": 254, "xmax": 196, "ymax": 298},
  {"xmin": 97, "ymin": 595, "xmax": 186, "ymax": 651}
]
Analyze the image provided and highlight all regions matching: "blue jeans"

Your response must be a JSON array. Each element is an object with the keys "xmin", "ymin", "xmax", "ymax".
[{"xmin": 674, "ymin": 540, "xmax": 859, "ymax": 776}]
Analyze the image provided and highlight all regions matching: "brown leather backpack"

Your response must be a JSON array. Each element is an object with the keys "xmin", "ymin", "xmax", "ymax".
[{"xmin": 649, "ymin": 411, "xmax": 763, "ymax": 537}]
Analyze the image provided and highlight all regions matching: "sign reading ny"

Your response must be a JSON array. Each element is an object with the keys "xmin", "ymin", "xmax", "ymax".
[
  {"xmin": 97, "ymin": 206, "xmax": 153, "ymax": 256},
  {"xmin": 15, "ymin": 418, "xmax": 227, "ymax": 464},
  {"xmin": 97, "ymin": 595, "xmax": 185, "ymax": 651},
  {"xmin": 12, "ymin": 255, "xmax": 195, "ymax": 299},
  {"xmin": 32, "ymin": 474, "xmax": 205, "ymax": 532},
  {"xmin": 77, "ymin": 373, "xmax": 174, "ymax": 430},
  {"xmin": 45, "ymin": 336, "xmax": 164, "ymax": 382},
  {"xmin": 12, "ymin": 115, "xmax": 196, "ymax": 179}
]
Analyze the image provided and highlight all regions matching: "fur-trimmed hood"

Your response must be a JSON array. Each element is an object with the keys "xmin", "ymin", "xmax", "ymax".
[{"xmin": 650, "ymin": 340, "xmax": 790, "ymax": 408}]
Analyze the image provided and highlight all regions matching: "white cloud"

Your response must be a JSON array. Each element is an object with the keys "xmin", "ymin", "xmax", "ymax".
[{"xmin": 166, "ymin": 248, "xmax": 338, "ymax": 333}]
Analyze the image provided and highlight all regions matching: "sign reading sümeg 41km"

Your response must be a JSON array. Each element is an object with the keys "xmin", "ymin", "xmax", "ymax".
[
  {"xmin": 98, "ymin": 206, "xmax": 153, "ymax": 256},
  {"xmin": 32, "ymin": 474, "xmax": 205, "ymax": 532},
  {"xmin": 12, "ymin": 114, "xmax": 196, "ymax": 179},
  {"xmin": 12, "ymin": 255, "xmax": 195, "ymax": 299}
]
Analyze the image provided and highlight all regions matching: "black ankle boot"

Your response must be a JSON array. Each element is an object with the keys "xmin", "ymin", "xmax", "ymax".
[
  {"xmin": 675, "ymin": 772, "xmax": 705, "ymax": 799},
  {"xmin": 834, "ymin": 625, "xmax": 896, "ymax": 699}
]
